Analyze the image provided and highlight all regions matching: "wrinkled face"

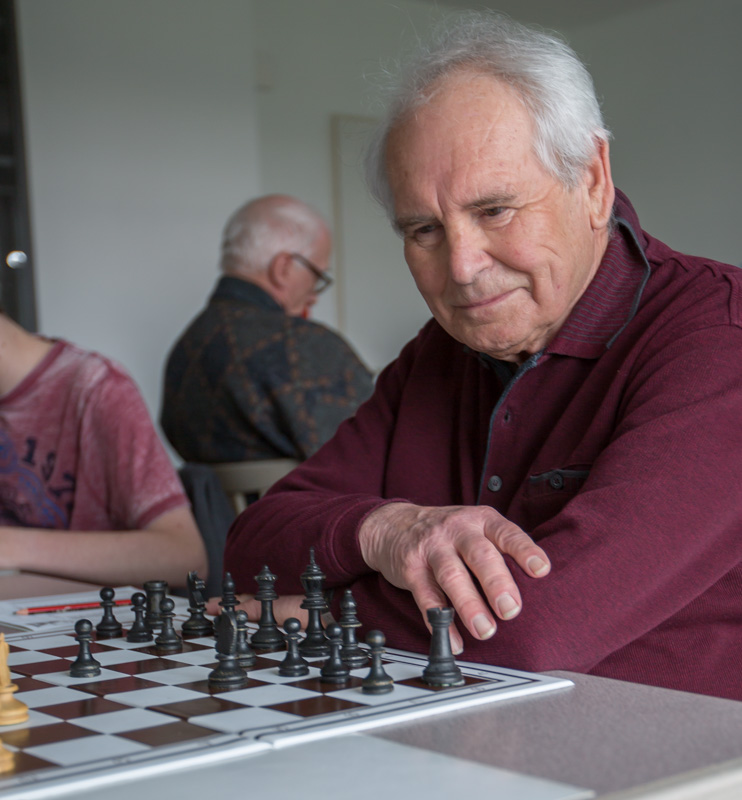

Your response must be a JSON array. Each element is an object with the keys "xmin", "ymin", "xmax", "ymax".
[
  {"xmin": 284, "ymin": 227, "xmax": 332, "ymax": 317},
  {"xmin": 385, "ymin": 72, "xmax": 612, "ymax": 361}
]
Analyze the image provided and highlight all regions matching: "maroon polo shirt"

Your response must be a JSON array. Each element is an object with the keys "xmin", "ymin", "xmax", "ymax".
[{"xmin": 226, "ymin": 190, "xmax": 742, "ymax": 699}]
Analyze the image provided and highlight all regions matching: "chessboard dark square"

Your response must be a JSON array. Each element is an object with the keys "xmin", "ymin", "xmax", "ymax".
[
  {"xmin": 118, "ymin": 721, "xmax": 219, "ymax": 747},
  {"xmin": 150, "ymin": 696, "xmax": 247, "ymax": 719},
  {"xmin": 178, "ymin": 678, "xmax": 268, "ymax": 695},
  {"xmin": 72, "ymin": 675, "xmax": 157, "ymax": 696},
  {"xmin": 291, "ymin": 676, "xmax": 364, "ymax": 692},
  {"xmin": 11, "ymin": 659, "xmax": 71, "ymax": 677},
  {"xmin": 11, "ymin": 676, "xmax": 50, "ymax": 692},
  {"xmin": 0, "ymin": 749, "xmax": 56, "ymax": 776},
  {"xmin": 137, "ymin": 641, "xmax": 211, "ymax": 656},
  {"xmin": 269, "ymin": 695, "xmax": 365, "ymax": 717},
  {"xmin": 0, "ymin": 722, "xmax": 97, "ymax": 748},
  {"xmin": 45, "ymin": 642, "xmax": 114, "ymax": 658},
  {"xmin": 112, "ymin": 659, "xmax": 185, "ymax": 676},
  {"xmin": 40, "ymin": 697, "xmax": 132, "ymax": 720},
  {"xmin": 398, "ymin": 673, "xmax": 491, "ymax": 691}
]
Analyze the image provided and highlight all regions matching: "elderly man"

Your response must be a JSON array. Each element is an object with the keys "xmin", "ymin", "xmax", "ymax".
[
  {"xmin": 161, "ymin": 194, "xmax": 373, "ymax": 463},
  {"xmin": 223, "ymin": 14, "xmax": 742, "ymax": 700}
]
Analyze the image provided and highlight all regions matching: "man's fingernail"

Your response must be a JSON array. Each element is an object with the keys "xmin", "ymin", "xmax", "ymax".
[
  {"xmin": 527, "ymin": 556, "xmax": 549, "ymax": 576},
  {"xmin": 496, "ymin": 593, "xmax": 520, "ymax": 620},
  {"xmin": 473, "ymin": 613, "xmax": 496, "ymax": 639},
  {"xmin": 452, "ymin": 640, "xmax": 464, "ymax": 655}
]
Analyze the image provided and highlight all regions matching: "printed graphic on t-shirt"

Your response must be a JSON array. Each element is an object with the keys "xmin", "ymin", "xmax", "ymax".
[{"xmin": 0, "ymin": 430, "xmax": 72, "ymax": 528}]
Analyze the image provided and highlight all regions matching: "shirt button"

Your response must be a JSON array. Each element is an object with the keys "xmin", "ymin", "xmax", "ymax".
[
  {"xmin": 487, "ymin": 475, "xmax": 503, "ymax": 492},
  {"xmin": 549, "ymin": 473, "xmax": 564, "ymax": 489},
  {"xmin": 503, "ymin": 409, "xmax": 512, "ymax": 423}
]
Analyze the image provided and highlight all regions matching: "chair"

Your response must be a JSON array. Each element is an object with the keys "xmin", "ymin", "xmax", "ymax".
[{"xmin": 210, "ymin": 459, "xmax": 300, "ymax": 516}]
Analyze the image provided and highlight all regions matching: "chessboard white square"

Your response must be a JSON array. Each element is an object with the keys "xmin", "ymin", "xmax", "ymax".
[
  {"xmin": 15, "ymin": 686, "xmax": 98, "ymax": 708},
  {"xmin": 11, "ymin": 634, "xmax": 78, "ymax": 651},
  {"xmin": 7, "ymin": 650, "xmax": 60, "ymax": 666},
  {"xmin": 106, "ymin": 685, "xmax": 206, "ymax": 708},
  {"xmin": 349, "ymin": 662, "xmax": 422, "ymax": 681},
  {"xmin": 193, "ymin": 706, "xmax": 300, "ymax": 734},
  {"xmin": 328, "ymin": 683, "xmax": 432, "ymax": 705},
  {"xmin": 247, "ymin": 666, "xmax": 322, "ymax": 684},
  {"xmin": 25, "ymin": 733, "xmax": 149, "ymax": 766},
  {"xmin": 0, "ymin": 709, "xmax": 63, "ymax": 731},
  {"xmin": 41, "ymin": 668, "xmax": 127, "ymax": 687},
  {"xmin": 70, "ymin": 707, "xmax": 177, "ymax": 734},
  {"xmin": 93, "ymin": 649, "xmax": 157, "ymax": 667},
  {"xmin": 222, "ymin": 684, "xmax": 321, "ymax": 707},
  {"xmin": 135, "ymin": 664, "xmax": 213, "ymax": 685},
  {"xmin": 161, "ymin": 649, "xmax": 218, "ymax": 666}
]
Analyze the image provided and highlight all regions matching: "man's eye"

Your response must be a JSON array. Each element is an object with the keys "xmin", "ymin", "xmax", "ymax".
[{"xmin": 481, "ymin": 206, "xmax": 506, "ymax": 217}]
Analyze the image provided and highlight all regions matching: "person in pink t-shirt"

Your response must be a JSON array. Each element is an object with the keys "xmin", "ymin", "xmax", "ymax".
[{"xmin": 0, "ymin": 312, "xmax": 207, "ymax": 588}]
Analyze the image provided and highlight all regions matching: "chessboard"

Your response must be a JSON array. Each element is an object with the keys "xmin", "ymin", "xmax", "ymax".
[{"xmin": 0, "ymin": 621, "xmax": 572, "ymax": 796}]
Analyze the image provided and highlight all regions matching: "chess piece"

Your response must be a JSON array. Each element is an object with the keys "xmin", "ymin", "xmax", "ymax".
[
  {"xmin": 361, "ymin": 630, "xmax": 394, "ymax": 694},
  {"xmin": 339, "ymin": 589, "xmax": 368, "ymax": 669},
  {"xmin": 155, "ymin": 597, "xmax": 182, "ymax": 652},
  {"xmin": 278, "ymin": 618, "xmax": 310, "ymax": 677},
  {"xmin": 209, "ymin": 610, "xmax": 249, "ymax": 690},
  {"xmin": 250, "ymin": 565, "xmax": 284, "ymax": 651},
  {"xmin": 143, "ymin": 580, "xmax": 168, "ymax": 630},
  {"xmin": 126, "ymin": 592, "xmax": 153, "ymax": 643},
  {"xmin": 214, "ymin": 573, "xmax": 238, "ymax": 637},
  {"xmin": 422, "ymin": 607, "xmax": 464, "ymax": 687},
  {"xmin": 69, "ymin": 619, "xmax": 102, "ymax": 678},
  {"xmin": 298, "ymin": 548, "xmax": 330, "ymax": 658},
  {"xmin": 235, "ymin": 610, "xmax": 256, "ymax": 668},
  {"xmin": 0, "ymin": 633, "xmax": 28, "ymax": 726},
  {"xmin": 96, "ymin": 587, "xmax": 123, "ymax": 639},
  {"xmin": 182, "ymin": 571, "xmax": 213, "ymax": 638},
  {"xmin": 320, "ymin": 623, "xmax": 350, "ymax": 684}
]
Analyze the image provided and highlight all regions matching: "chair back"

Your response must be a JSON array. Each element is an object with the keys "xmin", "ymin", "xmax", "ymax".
[{"xmin": 210, "ymin": 459, "xmax": 300, "ymax": 515}]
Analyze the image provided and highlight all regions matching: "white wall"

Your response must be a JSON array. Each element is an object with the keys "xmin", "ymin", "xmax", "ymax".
[
  {"xmin": 565, "ymin": 0, "xmax": 741, "ymax": 267},
  {"xmin": 17, "ymin": 0, "xmax": 262, "ymax": 419}
]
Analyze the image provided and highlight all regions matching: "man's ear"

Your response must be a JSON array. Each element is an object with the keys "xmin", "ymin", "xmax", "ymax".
[
  {"xmin": 266, "ymin": 252, "xmax": 295, "ymax": 290},
  {"xmin": 585, "ymin": 138, "xmax": 615, "ymax": 231}
]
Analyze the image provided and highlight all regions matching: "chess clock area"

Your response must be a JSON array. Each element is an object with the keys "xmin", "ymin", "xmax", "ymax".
[{"xmin": 1, "ymin": 566, "xmax": 742, "ymax": 800}]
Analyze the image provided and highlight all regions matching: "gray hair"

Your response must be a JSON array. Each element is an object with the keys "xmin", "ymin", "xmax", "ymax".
[
  {"xmin": 365, "ymin": 11, "xmax": 610, "ymax": 218},
  {"xmin": 220, "ymin": 195, "xmax": 327, "ymax": 275}
]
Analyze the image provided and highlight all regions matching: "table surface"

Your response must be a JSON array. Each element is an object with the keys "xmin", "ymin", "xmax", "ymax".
[{"xmin": 2, "ymin": 571, "xmax": 741, "ymax": 800}]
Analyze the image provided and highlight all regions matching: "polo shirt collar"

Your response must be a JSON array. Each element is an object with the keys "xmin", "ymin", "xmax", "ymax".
[{"xmin": 209, "ymin": 276, "xmax": 284, "ymax": 313}]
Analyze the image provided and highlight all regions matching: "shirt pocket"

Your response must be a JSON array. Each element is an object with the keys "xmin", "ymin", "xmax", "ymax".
[{"xmin": 523, "ymin": 467, "xmax": 591, "ymax": 531}]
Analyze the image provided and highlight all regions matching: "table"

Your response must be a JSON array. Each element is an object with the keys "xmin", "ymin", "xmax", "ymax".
[{"xmin": 2, "ymin": 572, "xmax": 741, "ymax": 799}]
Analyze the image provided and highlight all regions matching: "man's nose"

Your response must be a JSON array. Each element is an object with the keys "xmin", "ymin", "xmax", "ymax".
[{"xmin": 446, "ymin": 223, "xmax": 491, "ymax": 284}]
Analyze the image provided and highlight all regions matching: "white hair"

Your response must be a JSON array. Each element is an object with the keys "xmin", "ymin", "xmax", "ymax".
[
  {"xmin": 220, "ymin": 195, "xmax": 327, "ymax": 275},
  {"xmin": 365, "ymin": 11, "xmax": 611, "ymax": 218}
]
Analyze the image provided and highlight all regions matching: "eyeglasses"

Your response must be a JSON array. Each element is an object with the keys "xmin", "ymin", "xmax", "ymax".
[{"xmin": 290, "ymin": 253, "xmax": 333, "ymax": 294}]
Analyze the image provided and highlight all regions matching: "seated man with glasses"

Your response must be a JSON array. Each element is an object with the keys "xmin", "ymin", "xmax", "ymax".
[{"xmin": 161, "ymin": 194, "xmax": 374, "ymax": 464}]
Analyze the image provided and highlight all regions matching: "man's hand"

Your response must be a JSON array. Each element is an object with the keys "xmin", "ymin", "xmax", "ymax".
[
  {"xmin": 358, "ymin": 502, "xmax": 550, "ymax": 652},
  {"xmin": 206, "ymin": 594, "xmax": 307, "ymax": 627}
]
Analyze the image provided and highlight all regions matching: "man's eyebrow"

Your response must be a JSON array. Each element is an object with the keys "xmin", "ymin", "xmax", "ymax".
[
  {"xmin": 393, "ymin": 214, "xmax": 437, "ymax": 233},
  {"xmin": 468, "ymin": 192, "xmax": 518, "ymax": 209}
]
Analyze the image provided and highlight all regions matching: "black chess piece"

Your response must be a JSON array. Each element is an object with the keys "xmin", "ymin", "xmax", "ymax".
[
  {"xmin": 95, "ymin": 587, "xmax": 123, "ymax": 639},
  {"xmin": 298, "ymin": 548, "xmax": 330, "ymax": 658},
  {"xmin": 278, "ymin": 618, "xmax": 310, "ymax": 677},
  {"xmin": 339, "ymin": 589, "xmax": 369, "ymax": 669},
  {"xmin": 320, "ymin": 623, "xmax": 350, "ymax": 684},
  {"xmin": 422, "ymin": 607, "xmax": 465, "ymax": 687},
  {"xmin": 69, "ymin": 619, "xmax": 101, "ymax": 678},
  {"xmin": 235, "ymin": 610, "xmax": 256, "ymax": 669},
  {"xmin": 182, "ymin": 572, "xmax": 213, "ymax": 639},
  {"xmin": 143, "ymin": 580, "xmax": 168, "ymax": 631},
  {"xmin": 250, "ymin": 565, "xmax": 284, "ymax": 652},
  {"xmin": 154, "ymin": 597, "xmax": 182, "ymax": 652},
  {"xmin": 209, "ymin": 610, "xmax": 249, "ymax": 690},
  {"xmin": 126, "ymin": 592, "xmax": 153, "ymax": 643},
  {"xmin": 214, "ymin": 573, "xmax": 238, "ymax": 638},
  {"xmin": 361, "ymin": 630, "xmax": 394, "ymax": 694}
]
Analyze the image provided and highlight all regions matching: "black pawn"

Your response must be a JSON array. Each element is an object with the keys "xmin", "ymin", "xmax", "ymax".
[
  {"xmin": 182, "ymin": 572, "xmax": 213, "ymax": 638},
  {"xmin": 155, "ymin": 597, "xmax": 182, "ymax": 652},
  {"xmin": 339, "ymin": 589, "xmax": 369, "ymax": 669},
  {"xmin": 361, "ymin": 630, "xmax": 394, "ymax": 694},
  {"xmin": 320, "ymin": 623, "xmax": 350, "ymax": 684},
  {"xmin": 69, "ymin": 619, "xmax": 101, "ymax": 678},
  {"xmin": 422, "ymin": 607, "xmax": 464, "ymax": 687},
  {"xmin": 251, "ymin": 565, "xmax": 284, "ymax": 652},
  {"xmin": 126, "ymin": 592, "xmax": 153, "ymax": 643},
  {"xmin": 96, "ymin": 587, "xmax": 123, "ymax": 639},
  {"xmin": 278, "ymin": 618, "xmax": 310, "ymax": 677},
  {"xmin": 235, "ymin": 610, "xmax": 256, "ymax": 668},
  {"xmin": 298, "ymin": 548, "xmax": 330, "ymax": 658},
  {"xmin": 209, "ymin": 611, "xmax": 248, "ymax": 690},
  {"xmin": 214, "ymin": 573, "xmax": 237, "ymax": 637}
]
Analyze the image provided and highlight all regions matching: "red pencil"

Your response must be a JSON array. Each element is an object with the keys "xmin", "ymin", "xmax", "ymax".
[{"xmin": 15, "ymin": 598, "xmax": 132, "ymax": 615}]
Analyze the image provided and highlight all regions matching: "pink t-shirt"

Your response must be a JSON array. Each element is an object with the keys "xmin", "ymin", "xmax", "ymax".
[{"xmin": 0, "ymin": 339, "xmax": 187, "ymax": 531}]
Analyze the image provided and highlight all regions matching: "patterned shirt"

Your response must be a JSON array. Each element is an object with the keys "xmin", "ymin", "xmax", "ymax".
[{"xmin": 161, "ymin": 278, "xmax": 374, "ymax": 463}]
